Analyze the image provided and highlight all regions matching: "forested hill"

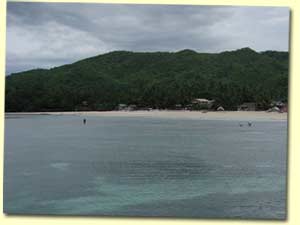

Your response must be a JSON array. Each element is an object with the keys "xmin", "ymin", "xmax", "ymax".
[{"xmin": 5, "ymin": 47, "xmax": 289, "ymax": 112}]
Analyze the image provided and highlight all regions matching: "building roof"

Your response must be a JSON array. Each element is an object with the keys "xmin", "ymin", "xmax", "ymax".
[{"xmin": 192, "ymin": 98, "xmax": 214, "ymax": 103}]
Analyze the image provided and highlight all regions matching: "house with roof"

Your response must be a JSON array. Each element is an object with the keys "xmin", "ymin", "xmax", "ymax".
[
  {"xmin": 238, "ymin": 102, "xmax": 256, "ymax": 111},
  {"xmin": 191, "ymin": 98, "xmax": 215, "ymax": 110}
]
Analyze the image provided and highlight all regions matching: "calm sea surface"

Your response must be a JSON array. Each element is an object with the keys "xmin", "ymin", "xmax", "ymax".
[{"xmin": 4, "ymin": 114, "xmax": 287, "ymax": 219}]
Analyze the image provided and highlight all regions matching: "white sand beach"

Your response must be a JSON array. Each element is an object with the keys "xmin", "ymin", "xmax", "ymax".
[{"xmin": 6, "ymin": 110, "xmax": 288, "ymax": 121}]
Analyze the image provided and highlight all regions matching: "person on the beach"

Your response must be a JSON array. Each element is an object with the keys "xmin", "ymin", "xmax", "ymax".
[
  {"xmin": 248, "ymin": 122, "xmax": 252, "ymax": 127},
  {"xmin": 83, "ymin": 118, "xmax": 86, "ymax": 125}
]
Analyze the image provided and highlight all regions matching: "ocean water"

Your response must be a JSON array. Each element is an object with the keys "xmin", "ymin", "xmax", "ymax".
[{"xmin": 4, "ymin": 114, "xmax": 287, "ymax": 219}]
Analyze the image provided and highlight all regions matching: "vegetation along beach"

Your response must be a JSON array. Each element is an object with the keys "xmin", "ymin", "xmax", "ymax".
[{"xmin": 6, "ymin": 48, "xmax": 288, "ymax": 113}]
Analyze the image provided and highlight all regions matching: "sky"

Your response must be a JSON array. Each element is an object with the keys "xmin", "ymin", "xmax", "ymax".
[{"xmin": 6, "ymin": 2, "xmax": 290, "ymax": 75}]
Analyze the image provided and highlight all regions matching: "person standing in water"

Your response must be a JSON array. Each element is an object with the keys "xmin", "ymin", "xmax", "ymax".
[{"xmin": 83, "ymin": 118, "xmax": 86, "ymax": 125}]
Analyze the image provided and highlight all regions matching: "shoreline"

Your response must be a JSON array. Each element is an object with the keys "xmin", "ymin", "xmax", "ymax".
[{"xmin": 5, "ymin": 110, "xmax": 288, "ymax": 121}]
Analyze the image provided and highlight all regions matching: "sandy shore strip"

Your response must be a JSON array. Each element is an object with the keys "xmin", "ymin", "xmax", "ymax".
[{"xmin": 6, "ymin": 110, "xmax": 288, "ymax": 121}]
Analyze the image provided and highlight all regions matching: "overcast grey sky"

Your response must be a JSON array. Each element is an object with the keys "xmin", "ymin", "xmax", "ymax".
[{"xmin": 6, "ymin": 2, "xmax": 290, "ymax": 75}]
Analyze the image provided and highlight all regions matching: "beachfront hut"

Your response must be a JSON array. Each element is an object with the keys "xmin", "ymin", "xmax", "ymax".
[
  {"xmin": 267, "ymin": 106, "xmax": 280, "ymax": 112},
  {"xmin": 175, "ymin": 104, "xmax": 183, "ymax": 110},
  {"xmin": 191, "ymin": 98, "xmax": 215, "ymax": 110},
  {"xmin": 75, "ymin": 100, "xmax": 91, "ymax": 111},
  {"xmin": 270, "ymin": 101, "xmax": 287, "ymax": 113},
  {"xmin": 118, "ymin": 104, "xmax": 127, "ymax": 111},
  {"xmin": 127, "ymin": 104, "xmax": 137, "ymax": 111},
  {"xmin": 217, "ymin": 106, "xmax": 225, "ymax": 111},
  {"xmin": 238, "ymin": 102, "xmax": 256, "ymax": 111},
  {"xmin": 280, "ymin": 104, "xmax": 288, "ymax": 113}
]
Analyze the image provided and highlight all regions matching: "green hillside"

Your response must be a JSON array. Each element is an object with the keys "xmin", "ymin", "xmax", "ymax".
[{"xmin": 5, "ymin": 47, "xmax": 289, "ymax": 112}]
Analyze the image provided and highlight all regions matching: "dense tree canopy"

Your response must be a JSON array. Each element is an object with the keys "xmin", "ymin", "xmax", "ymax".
[{"xmin": 5, "ymin": 47, "xmax": 289, "ymax": 112}]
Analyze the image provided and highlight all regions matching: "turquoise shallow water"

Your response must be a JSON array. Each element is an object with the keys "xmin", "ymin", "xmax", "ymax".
[{"xmin": 4, "ymin": 115, "xmax": 287, "ymax": 219}]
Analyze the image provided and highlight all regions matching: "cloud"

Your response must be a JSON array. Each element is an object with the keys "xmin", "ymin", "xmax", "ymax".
[{"xmin": 6, "ymin": 2, "xmax": 290, "ymax": 75}]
